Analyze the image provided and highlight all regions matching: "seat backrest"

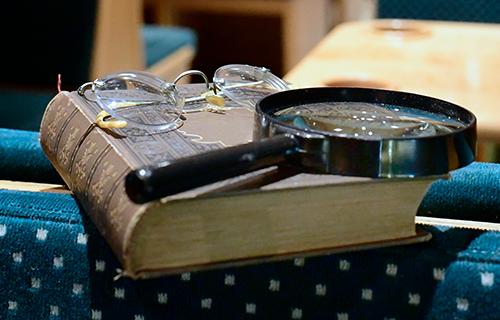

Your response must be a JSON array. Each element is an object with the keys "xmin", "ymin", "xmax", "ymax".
[
  {"xmin": 378, "ymin": 0, "xmax": 500, "ymax": 24},
  {"xmin": 3, "ymin": 0, "xmax": 98, "ymax": 89}
]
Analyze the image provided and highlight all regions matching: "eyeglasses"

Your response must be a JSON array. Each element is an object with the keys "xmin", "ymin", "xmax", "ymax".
[{"xmin": 78, "ymin": 64, "xmax": 289, "ymax": 131}]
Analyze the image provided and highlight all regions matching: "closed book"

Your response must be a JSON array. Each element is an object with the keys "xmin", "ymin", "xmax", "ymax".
[{"xmin": 40, "ymin": 85, "xmax": 438, "ymax": 279}]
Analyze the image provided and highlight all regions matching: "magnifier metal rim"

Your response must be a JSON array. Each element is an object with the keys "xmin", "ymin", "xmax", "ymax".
[{"xmin": 255, "ymin": 87, "xmax": 477, "ymax": 178}]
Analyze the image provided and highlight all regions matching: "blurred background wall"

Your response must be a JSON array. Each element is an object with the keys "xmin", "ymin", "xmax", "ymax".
[{"xmin": 143, "ymin": 0, "xmax": 377, "ymax": 79}]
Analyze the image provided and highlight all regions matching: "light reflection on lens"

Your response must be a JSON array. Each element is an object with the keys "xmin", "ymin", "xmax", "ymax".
[{"xmin": 273, "ymin": 101, "xmax": 464, "ymax": 139}]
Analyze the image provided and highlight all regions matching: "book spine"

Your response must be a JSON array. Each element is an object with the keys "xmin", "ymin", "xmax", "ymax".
[{"xmin": 40, "ymin": 92, "xmax": 148, "ymax": 269}]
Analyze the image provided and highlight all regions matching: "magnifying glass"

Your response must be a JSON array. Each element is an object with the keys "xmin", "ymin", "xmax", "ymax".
[{"xmin": 126, "ymin": 87, "xmax": 476, "ymax": 204}]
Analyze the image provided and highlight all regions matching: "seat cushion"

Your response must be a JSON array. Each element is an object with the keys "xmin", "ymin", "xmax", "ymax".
[
  {"xmin": 1, "ymin": 177, "xmax": 500, "ymax": 318},
  {"xmin": 419, "ymin": 162, "xmax": 500, "ymax": 223},
  {"xmin": 2, "ymin": 126, "xmax": 500, "ymax": 318}
]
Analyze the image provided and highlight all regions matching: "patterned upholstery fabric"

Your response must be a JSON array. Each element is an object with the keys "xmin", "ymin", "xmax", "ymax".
[
  {"xmin": 420, "ymin": 162, "xmax": 500, "ymax": 223},
  {"xmin": 378, "ymin": 0, "xmax": 500, "ymax": 24},
  {"xmin": 1, "ymin": 128, "xmax": 500, "ymax": 319}
]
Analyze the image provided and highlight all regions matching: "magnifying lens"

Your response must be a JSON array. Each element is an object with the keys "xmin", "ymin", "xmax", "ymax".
[{"xmin": 125, "ymin": 87, "xmax": 476, "ymax": 204}]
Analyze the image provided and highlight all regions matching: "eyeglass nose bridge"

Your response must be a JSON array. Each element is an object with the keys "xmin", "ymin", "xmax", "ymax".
[{"xmin": 173, "ymin": 70, "xmax": 217, "ymax": 95}]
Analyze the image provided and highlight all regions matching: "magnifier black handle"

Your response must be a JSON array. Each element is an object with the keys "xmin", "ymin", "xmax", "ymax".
[{"xmin": 125, "ymin": 135, "xmax": 300, "ymax": 204}]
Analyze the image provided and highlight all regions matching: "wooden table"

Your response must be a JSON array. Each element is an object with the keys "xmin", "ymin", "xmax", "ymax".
[{"xmin": 284, "ymin": 20, "xmax": 500, "ymax": 154}]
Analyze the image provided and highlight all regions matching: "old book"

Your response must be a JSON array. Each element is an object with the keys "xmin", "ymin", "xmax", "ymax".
[{"xmin": 40, "ymin": 85, "xmax": 440, "ymax": 279}]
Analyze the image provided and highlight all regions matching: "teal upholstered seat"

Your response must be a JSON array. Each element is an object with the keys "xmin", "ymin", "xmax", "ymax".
[{"xmin": 1, "ymin": 127, "xmax": 500, "ymax": 318}]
